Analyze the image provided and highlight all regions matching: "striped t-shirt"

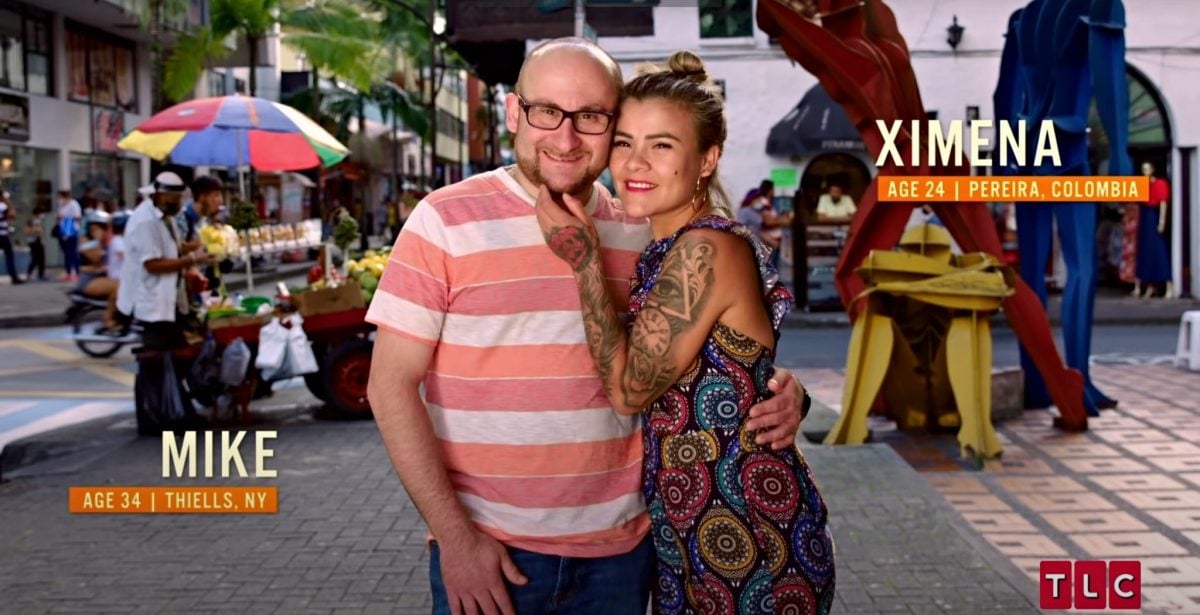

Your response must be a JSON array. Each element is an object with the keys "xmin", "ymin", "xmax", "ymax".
[{"xmin": 366, "ymin": 168, "xmax": 652, "ymax": 557}]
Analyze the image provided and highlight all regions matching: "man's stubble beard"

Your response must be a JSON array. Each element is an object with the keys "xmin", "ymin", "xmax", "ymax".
[{"xmin": 516, "ymin": 142, "xmax": 603, "ymax": 197}]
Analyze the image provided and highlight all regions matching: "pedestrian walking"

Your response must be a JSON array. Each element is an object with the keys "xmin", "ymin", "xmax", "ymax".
[
  {"xmin": 0, "ymin": 191, "xmax": 23, "ymax": 284},
  {"xmin": 56, "ymin": 190, "xmax": 82, "ymax": 281},
  {"xmin": 25, "ymin": 207, "xmax": 46, "ymax": 281}
]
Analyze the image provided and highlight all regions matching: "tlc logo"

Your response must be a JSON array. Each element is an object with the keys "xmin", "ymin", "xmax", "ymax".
[{"xmin": 1040, "ymin": 560, "xmax": 1141, "ymax": 610}]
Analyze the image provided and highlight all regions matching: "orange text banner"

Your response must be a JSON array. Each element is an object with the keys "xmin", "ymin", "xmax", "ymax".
[
  {"xmin": 69, "ymin": 486, "xmax": 278, "ymax": 514},
  {"xmin": 877, "ymin": 176, "xmax": 1149, "ymax": 203}
]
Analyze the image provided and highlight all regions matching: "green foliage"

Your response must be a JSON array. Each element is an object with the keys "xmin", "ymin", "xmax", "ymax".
[
  {"xmin": 162, "ymin": 27, "xmax": 229, "ymax": 102},
  {"xmin": 332, "ymin": 212, "xmax": 360, "ymax": 253},
  {"xmin": 282, "ymin": 2, "xmax": 389, "ymax": 93},
  {"xmin": 211, "ymin": 0, "xmax": 280, "ymax": 39},
  {"xmin": 227, "ymin": 200, "xmax": 262, "ymax": 231}
]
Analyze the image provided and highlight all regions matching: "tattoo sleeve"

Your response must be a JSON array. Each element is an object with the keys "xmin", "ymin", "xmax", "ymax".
[{"xmin": 574, "ymin": 234, "xmax": 718, "ymax": 414}]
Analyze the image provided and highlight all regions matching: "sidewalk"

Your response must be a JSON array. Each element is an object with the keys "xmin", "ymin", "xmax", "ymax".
[
  {"xmin": 0, "ymin": 261, "xmax": 316, "ymax": 329},
  {"xmin": 0, "ymin": 234, "xmax": 405, "ymax": 329},
  {"xmin": 799, "ymin": 363, "xmax": 1200, "ymax": 614},
  {"xmin": 786, "ymin": 292, "xmax": 1200, "ymax": 328},
  {"xmin": 3, "ymin": 366, "xmax": 1198, "ymax": 611},
  {"xmin": 7, "ymin": 269, "xmax": 1197, "ymax": 330},
  {"xmin": 0, "ymin": 409, "xmax": 1039, "ymax": 614}
]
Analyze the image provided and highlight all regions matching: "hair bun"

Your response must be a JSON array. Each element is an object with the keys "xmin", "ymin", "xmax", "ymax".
[{"xmin": 667, "ymin": 50, "xmax": 708, "ymax": 83}]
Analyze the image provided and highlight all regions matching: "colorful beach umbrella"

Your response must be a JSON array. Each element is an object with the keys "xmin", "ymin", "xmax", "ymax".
[{"xmin": 118, "ymin": 95, "xmax": 349, "ymax": 171}]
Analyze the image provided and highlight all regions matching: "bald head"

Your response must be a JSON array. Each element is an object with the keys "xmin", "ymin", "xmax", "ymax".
[{"xmin": 516, "ymin": 37, "xmax": 623, "ymax": 97}]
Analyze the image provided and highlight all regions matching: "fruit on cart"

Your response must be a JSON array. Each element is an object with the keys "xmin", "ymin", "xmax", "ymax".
[
  {"xmin": 358, "ymin": 272, "xmax": 379, "ymax": 292},
  {"xmin": 308, "ymin": 265, "xmax": 325, "ymax": 284},
  {"xmin": 199, "ymin": 224, "xmax": 240, "ymax": 259}
]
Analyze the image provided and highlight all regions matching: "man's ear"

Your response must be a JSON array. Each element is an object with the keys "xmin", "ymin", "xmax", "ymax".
[
  {"xmin": 505, "ymin": 93, "xmax": 521, "ymax": 134},
  {"xmin": 700, "ymin": 145, "xmax": 720, "ymax": 178}
]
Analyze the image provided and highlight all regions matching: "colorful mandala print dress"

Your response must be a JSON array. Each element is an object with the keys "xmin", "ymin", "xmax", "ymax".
[{"xmin": 629, "ymin": 216, "xmax": 836, "ymax": 615}]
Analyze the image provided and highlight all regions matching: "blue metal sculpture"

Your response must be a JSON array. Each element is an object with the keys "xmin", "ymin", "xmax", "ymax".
[{"xmin": 993, "ymin": 0, "xmax": 1131, "ymax": 414}]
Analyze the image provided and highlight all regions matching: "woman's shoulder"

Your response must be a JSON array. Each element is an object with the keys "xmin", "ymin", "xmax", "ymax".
[{"xmin": 671, "ymin": 226, "xmax": 757, "ymax": 278}]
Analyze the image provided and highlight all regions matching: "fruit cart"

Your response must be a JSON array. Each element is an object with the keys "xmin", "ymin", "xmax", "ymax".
[{"xmin": 207, "ymin": 297, "xmax": 375, "ymax": 419}]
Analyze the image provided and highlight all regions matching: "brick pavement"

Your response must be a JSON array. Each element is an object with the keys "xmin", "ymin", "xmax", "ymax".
[
  {"xmin": 819, "ymin": 363, "xmax": 1200, "ymax": 614},
  {"xmin": 0, "ymin": 421, "xmax": 434, "ymax": 615},
  {"xmin": 0, "ymin": 407, "xmax": 1041, "ymax": 614},
  {"xmin": 9, "ymin": 357, "xmax": 1192, "ymax": 613}
]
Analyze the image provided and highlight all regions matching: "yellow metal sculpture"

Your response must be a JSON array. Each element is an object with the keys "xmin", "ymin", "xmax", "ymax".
[{"xmin": 826, "ymin": 224, "xmax": 1016, "ymax": 458}]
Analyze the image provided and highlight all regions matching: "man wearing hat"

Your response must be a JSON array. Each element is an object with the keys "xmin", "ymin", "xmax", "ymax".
[{"xmin": 116, "ymin": 171, "xmax": 213, "ymax": 350}]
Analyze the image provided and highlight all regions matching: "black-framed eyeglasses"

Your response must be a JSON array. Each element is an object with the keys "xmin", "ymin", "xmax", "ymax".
[{"xmin": 517, "ymin": 95, "xmax": 615, "ymax": 135}]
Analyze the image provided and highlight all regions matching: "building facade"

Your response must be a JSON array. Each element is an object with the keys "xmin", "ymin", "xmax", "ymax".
[
  {"xmin": 0, "ymin": 0, "xmax": 211, "ymax": 268},
  {"xmin": 591, "ymin": 0, "xmax": 1200, "ymax": 297}
]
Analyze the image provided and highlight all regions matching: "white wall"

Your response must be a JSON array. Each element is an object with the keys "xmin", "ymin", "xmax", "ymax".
[{"xmin": 598, "ymin": 1, "xmax": 1199, "ymax": 191}]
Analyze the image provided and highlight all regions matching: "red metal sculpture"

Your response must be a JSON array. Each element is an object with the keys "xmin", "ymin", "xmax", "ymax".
[{"xmin": 758, "ymin": 0, "xmax": 1089, "ymax": 430}]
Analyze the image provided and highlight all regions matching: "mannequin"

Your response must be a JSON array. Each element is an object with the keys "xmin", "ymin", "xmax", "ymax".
[{"xmin": 1133, "ymin": 162, "xmax": 1173, "ymax": 299}]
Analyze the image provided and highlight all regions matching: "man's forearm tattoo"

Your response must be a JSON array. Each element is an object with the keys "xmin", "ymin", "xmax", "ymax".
[{"xmin": 546, "ymin": 226, "xmax": 597, "ymax": 272}]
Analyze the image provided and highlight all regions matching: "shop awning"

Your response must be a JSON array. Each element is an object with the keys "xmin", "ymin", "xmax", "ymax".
[{"xmin": 766, "ymin": 84, "xmax": 864, "ymax": 157}]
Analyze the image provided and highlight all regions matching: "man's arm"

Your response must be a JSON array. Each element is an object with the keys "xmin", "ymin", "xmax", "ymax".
[
  {"xmin": 144, "ymin": 250, "xmax": 208, "ymax": 275},
  {"xmin": 368, "ymin": 330, "xmax": 525, "ymax": 615},
  {"xmin": 367, "ymin": 331, "xmax": 475, "ymax": 545}
]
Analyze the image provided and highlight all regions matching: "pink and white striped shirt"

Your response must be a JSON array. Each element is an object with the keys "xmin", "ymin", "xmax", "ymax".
[{"xmin": 366, "ymin": 168, "xmax": 652, "ymax": 557}]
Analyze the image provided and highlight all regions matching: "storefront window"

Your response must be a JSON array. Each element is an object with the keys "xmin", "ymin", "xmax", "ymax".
[
  {"xmin": 0, "ymin": 1, "xmax": 53, "ymax": 96},
  {"xmin": 70, "ymin": 153, "xmax": 141, "ymax": 210},
  {"xmin": 208, "ymin": 69, "xmax": 228, "ymax": 96},
  {"xmin": 67, "ymin": 25, "xmax": 137, "ymax": 112},
  {"xmin": 0, "ymin": 144, "xmax": 57, "ymax": 221}
]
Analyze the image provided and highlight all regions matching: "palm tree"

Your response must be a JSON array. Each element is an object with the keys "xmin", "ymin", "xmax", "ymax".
[
  {"xmin": 126, "ymin": 0, "xmax": 191, "ymax": 111},
  {"xmin": 160, "ymin": 0, "xmax": 278, "ymax": 102}
]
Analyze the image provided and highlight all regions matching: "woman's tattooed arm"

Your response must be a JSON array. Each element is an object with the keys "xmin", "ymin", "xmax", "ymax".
[{"xmin": 564, "ymin": 232, "xmax": 720, "ymax": 415}]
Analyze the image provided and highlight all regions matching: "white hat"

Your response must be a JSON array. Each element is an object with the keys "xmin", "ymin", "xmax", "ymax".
[{"xmin": 140, "ymin": 171, "xmax": 186, "ymax": 195}]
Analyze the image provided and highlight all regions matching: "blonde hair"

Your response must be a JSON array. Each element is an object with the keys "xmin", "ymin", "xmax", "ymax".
[{"xmin": 623, "ymin": 50, "xmax": 732, "ymax": 216}]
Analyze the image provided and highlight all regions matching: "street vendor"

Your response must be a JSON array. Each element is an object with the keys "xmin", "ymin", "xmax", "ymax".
[
  {"xmin": 179, "ymin": 175, "xmax": 227, "ymax": 293},
  {"xmin": 179, "ymin": 175, "xmax": 225, "ymax": 249},
  {"xmin": 115, "ymin": 171, "xmax": 214, "ymax": 351}
]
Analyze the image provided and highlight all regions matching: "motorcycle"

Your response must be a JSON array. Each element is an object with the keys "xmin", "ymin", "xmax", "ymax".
[{"xmin": 66, "ymin": 290, "xmax": 141, "ymax": 358}]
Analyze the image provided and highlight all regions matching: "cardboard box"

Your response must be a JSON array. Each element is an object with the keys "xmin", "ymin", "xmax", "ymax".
[
  {"xmin": 292, "ymin": 281, "xmax": 364, "ymax": 317},
  {"xmin": 207, "ymin": 314, "xmax": 272, "ymax": 329}
]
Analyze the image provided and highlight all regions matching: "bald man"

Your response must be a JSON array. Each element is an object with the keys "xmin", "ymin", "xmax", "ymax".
[{"xmin": 365, "ymin": 38, "xmax": 807, "ymax": 615}]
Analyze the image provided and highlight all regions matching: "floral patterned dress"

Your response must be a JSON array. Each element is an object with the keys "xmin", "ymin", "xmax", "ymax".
[{"xmin": 628, "ymin": 216, "xmax": 836, "ymax": 615}]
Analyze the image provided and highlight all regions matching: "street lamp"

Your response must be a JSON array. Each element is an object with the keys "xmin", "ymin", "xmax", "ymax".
[{"xmin": 947, "ymin": 15, "xmax": 964, "ymax": 51}]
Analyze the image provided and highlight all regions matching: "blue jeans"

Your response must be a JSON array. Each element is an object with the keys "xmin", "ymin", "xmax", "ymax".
[
  {"xmin": 60, "ymin": 235, "xmax": 80, "ymax": 275},
  {"xmin": 429, "ymin": 537, "xmax": 653, "ymax": 615}
]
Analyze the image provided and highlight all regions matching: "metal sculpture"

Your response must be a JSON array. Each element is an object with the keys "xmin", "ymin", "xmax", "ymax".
[
  {"xmin": 756, "ymin": 0, "xmax": 1094, "ymax": 430},
  {"xmin": 827, "ymin": 224, "xmax": 1015, "ymax": 458},
  {"xmin": 994, "ymin": 0, "xmax": 1131, "ymax": 414}
]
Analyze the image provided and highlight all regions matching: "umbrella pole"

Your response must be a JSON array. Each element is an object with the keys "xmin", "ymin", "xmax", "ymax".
[
  {"xmin": 245, "ymin": 230, "xmax": 254, "ymax": 291},
  {"xmin": 236, "ymin": 131, "xmax": 254, "ymax": 291}
]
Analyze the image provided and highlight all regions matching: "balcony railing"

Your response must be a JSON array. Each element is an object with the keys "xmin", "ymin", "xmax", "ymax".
[{"xmin": 97, "ymin": 0, "xmax": 208, "ymax": 32}]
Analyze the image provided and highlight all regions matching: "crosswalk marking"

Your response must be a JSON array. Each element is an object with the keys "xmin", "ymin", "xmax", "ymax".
[
  {"xmin": 12, "ymin": 340, "xmax": 136, "ymax": 387},
  {"xmin": 0, "ymin": 400, "xmax": 131, "ymax": 454},
  {"xmin": 0, "ymin": 401, "xmax": 38, "ymax": 418}
]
